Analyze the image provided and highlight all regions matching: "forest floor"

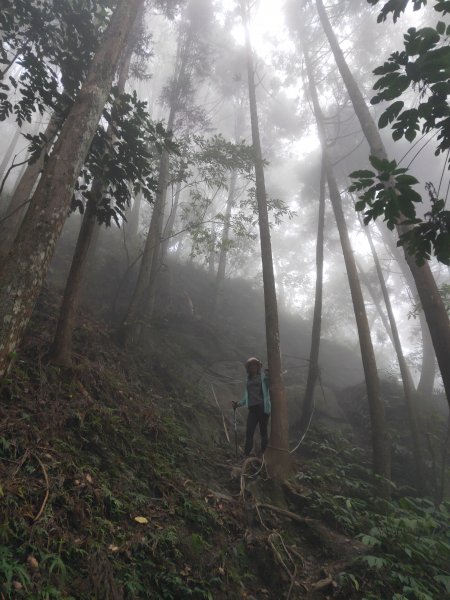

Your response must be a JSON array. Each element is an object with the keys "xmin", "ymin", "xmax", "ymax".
[{"xmin": 0, "ymin": 288, "xmax": 449, "ymax": 600}]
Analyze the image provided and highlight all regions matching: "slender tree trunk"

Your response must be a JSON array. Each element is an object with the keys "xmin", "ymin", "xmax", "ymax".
[
  {"xmin": 217, "ymin": 174, "xmax": 237, "ymax": 281},
  {"xmin": 213, "ymin": 103, "xmax": 245, "ymax": 313},
  {"xmin": 364, "ymin": 222, "xmax": 426, "ymax": 494},
  {"xmin": 0, "ymin": 113, "xmax": 61, "ymax": 260},
  {"xmin": 121, "ymin": 142, "xmax": 171, "ymax": 343},
  {"xmin": 356, "ymin": 260, "xmax": 394, "ymax": 345},
  {"xmin": 0, "ymin": 0, "xmax": 145, "ymax": 378},
  {"xmin": 377, "ymin": 224, "xmax": 436, "ymax": 397},
  {"xmin": 160, "ymin": 181, "xmax": 182, "ymax": 263},
  {"xmin": 48, "ymin": 22, "xmax": 138, "ymax": 365},
  {"xmin": 121, "ymin": 25, "xmax": 193, "ymax": 344},
  {"xmin": 0, "ymin": 127, "xmax": 20, "ymax": 183},
  {"xmin": 212, "ymin": 170, "xmax": 237, "ymax": 310},
  {"xmin": 48, "ymin": 194, "xmax": 98, "ymax": 364},
  {"xmin": 127, "ymin": 193, "xmax": 142, "ymax": 241},
  {"xmin": 302, "ymin": 32, "xmax": 390, "ymax": 496},
  {"xmin": 298, "ymin": 158, "xmax": 326, "ymax": 440},
  {"xmin": 208, "ymin": 240, "xmax": 216, "ymax": 279},
  {"xmin": 242, "ymin": 0, "xmax": 291, "ymax": 479},
  {"xmin": 316, "ymin": 0, "xmax": 450, "ymax": 411},
  {"xmin": 417, "ymin": 317, "xmax": 435, "ymax": 396}
]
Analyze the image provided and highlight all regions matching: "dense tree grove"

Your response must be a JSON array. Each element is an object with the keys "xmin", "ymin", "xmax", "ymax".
[{"xmin": 0, "ymin": 0, "xmax": 449, "ymax": 596}]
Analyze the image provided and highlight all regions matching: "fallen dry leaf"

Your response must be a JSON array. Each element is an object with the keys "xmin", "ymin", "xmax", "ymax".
[{"xmin": 134, "ymin": 516, "xmax": 149, "ymax": 524}]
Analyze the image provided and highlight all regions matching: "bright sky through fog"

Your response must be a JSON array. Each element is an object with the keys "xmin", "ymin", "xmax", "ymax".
[
  {"xmin": 218, "ymin": 0, "xmax": 292, "ymax": 57},
  {"xmin": 217, "ymin": 0, "xmax": 319, "ymax": 155}
]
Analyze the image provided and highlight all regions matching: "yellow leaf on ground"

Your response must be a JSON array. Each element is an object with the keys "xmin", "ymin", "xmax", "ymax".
[{"xmin": 134, "ymin": 516, "xmax": 149, "ymax": 524}]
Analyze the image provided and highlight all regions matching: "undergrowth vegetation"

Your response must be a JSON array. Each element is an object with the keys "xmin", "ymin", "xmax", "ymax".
[
  {"xmin": 0, "ymin": 292, "xmax": 449, "ymax": 599},
  {"xmin": 295, "ymin": 432, "xmax": 450, "ymax": 600},
  {"xmin": 0, "ymin": 300, "xmax": 252, "ymax": 599}
]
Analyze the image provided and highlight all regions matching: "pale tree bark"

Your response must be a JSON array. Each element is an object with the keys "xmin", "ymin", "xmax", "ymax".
[
  {"xmin": 0, "ymin": 127, "xmax": 20, "ymax": 183},
  {"xmin": 242, "ymin": 0, "xmax": 291, "ymax": 479},
  {"xmin": 0, "ymin": 0, "xmax": 145, "ymax": 378},
  {"xmin": 316, "ymin": 0, "xmax": 450, "ymax": 411},
  {"xmin": 126, "ymin": 193, "xmax": 142, "ymax": 242},
  {"xmin": 0, "ymin": 113, "xmax": 61, "ymax": 260},
  {"xmin": 378, "ymin": 225, "xmax": 436, "ymax": 397},
  {"xmin": 357, "ymin": 260, "xmax": 394, "ymax": 346},
  {"xmin": 121, "ymin": 141, "xmax": 172, "ymax": 344},
  {"xmin": 208, "ymin": 231, "xmax": 216, "ymax": 277},
  {"xmin": 297, "ymin": 158, "xmax": 325, "ymax": 441},
  {"xmin": 417, "ymin": 318, "xmax": 435, "ymax": 396},
  {"xmin": 364, "ymin": 221, "xmax": 426, "ymax": 494},
  {"xmin": 302, "ymin": 33, "xmax": 390, "ymax": 496},
  {"xmin": 213, "ymin": 102, "xmax": 245, "ymax": 313},
  {"xmin": 160, "ymin": 181, "xmax": 182, "ymax": 263},
  {"xmin": 212, "ymin": 170, "xmax": 237, "ymax": 312},
  {"xmin": 48, "ymin": 23, "xmax": 138, "ymax": 366}
]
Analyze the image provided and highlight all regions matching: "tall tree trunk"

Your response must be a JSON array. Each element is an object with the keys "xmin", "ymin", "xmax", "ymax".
[
  {"xmin": 212, "ymin": 170, "xmax": 237, "ymax": 311},
  {"xmin": 126, "ymin": 193, "xmax": 142, "ymax": 242},
  {"xmin": 121, "ymin": 142, "xmax": 172, "ymax": 344},
  {"xmin": 377, "ymin": 224, "xmax": 436, "ymax": 397},
  {"xmin": 316, "ymin": 0, "xmax": 450, "ymax": 411},
  {"xmin": 48, "ymin": 193, "xmax": 98, "ymax": 364},
  {"xmin": 213, "ymin": 103, "xmax": 245, "ymax": 313},
  {"xmin": 242, "ymin": 0, "xmax": 291, "ymax": 479},
  {"xmin": 357, "ymin": 263, "xmax": 393, "ymax": 345},
  {"xmin": 121, "ymin": 24, "xmax": 193, "ymax": 344},
  {"xmin": 48, "ymin": 21, "xmax": 138, "ymax": 366},
  {"xmin": 0, "ymin": 0, "xmax": 145, "ymax": 379},
  {"xmin": 302, "ymin": 32, "xmax": 390, "ymax": 496},
  {"xmin": 0, "ymin": 127, "xmax": 20, "ymax": 183},
  {"xmin": 160, "ymin": 181, "xmax": 182, "ymax": 263},
  {"xmin": 0, "ymin": 113, "xmax": 61, "ymax": 260},
  {"xmin": 417, "ymin": 317, "xmax": 435, "ymax": 396},
  {"xmin": 297, "ymin": 158, "xmax": 326, "ymax": 441},
  {"xmin": 364, "ymin": 222, "xmax": 426, "ymax": 494},
  {"xmin": 208, "ymin": 231, "xmax": 216, "ymax": 277}
]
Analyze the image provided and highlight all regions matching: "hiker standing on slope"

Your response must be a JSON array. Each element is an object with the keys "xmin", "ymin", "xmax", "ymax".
[{"xmin": 232, "ymin": 357, "xmax": 271, "ymax": 457}]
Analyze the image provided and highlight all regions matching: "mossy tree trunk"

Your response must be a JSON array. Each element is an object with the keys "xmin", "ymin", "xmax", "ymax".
[
  {"xmin": 0, "ymin": 0, "xmax": 145, "ymax": 378},
  {"xmin": 48, "ymin": 27, "xmax": 137, "ymax": 366},
  {"xmin": 0, "ymin": 113, "xmax": 62, "ymax": 261}
]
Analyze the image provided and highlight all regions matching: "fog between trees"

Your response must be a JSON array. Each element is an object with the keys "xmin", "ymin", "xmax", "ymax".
[{"xmin": 0, "ymin": 0, "xmax": 449, "ymax": 491}]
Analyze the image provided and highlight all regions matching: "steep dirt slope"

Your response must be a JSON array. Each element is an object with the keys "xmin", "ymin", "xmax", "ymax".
[{"xmin": 0, "ymin": 288, "xmax": 368, "ymax": 600}]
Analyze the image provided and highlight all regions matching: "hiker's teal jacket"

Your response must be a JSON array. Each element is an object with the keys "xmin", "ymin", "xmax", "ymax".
[{"xmin": 238, "ymin": 372, "xmax": 271, "ymax": 415}]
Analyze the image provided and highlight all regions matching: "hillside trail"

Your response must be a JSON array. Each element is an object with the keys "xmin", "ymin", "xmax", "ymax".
[
  {"xmin": 143, "ymin": 318, "xmax": 366, "ymax": 598},
  {"xmin": 178, "ymin": 402, "xmax": 365, "ymax": 600}
]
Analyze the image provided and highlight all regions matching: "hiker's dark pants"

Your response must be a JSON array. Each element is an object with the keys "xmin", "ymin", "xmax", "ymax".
[{"xmin": 245, "ymin": 404, "xmax": 269, "ymax": 456}]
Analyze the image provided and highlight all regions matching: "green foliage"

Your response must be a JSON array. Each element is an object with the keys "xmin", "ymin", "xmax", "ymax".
[
  {"xmin": 371, "ymin": 20, "xmax": 450, "ymax": 158},
  {"xmin": 352, "ymin": 0, "xmax": 450, "ymax": 265},
  {"xmin": 350, "ymin": 157, "xmax": 421, "ymax": 226},
  {"xmin": 397, "ymin": 183, "xmax": 450, "ymax": 264},
  {"xmin": 367, "ymin": 0, "xmax": 423, "ymax": 23},
  {"xmin": 350, "ymin": 161, "xmax": 450, "ymax": 264},
  {"xmin": 296, "ymin": 431, "xmax": 450, "ymax": 600},
  {"xmin": 0, "ymin": 546, "xmax": 31, "ymax": 596},
  {"xmin": 341, "ymin": 498, "xmax": 450, "ymax": 599},
  {"xmin": 71, "ymin": 89, "xmax": 176, "ymax": 227},
  {"xmin": 0, "ymin": 0, "xmax": 113, "ymax": 123}
]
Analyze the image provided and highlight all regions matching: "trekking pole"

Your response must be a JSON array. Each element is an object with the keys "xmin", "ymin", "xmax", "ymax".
[{"xmin": 233, "ymin": 406, "xmax": 238, "ymax": 459}]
